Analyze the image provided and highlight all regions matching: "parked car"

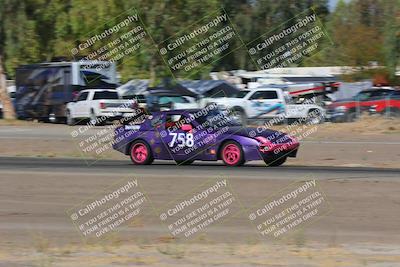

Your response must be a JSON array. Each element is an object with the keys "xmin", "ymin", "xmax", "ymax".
[
  {"xmin": 123, "ymin": 90, "xmax": 198, "ymax": 112},
  {"xmin": 327, "ymin": 88, "xmax": 400, "ymax": 122},
  {"xmin": 15, "ymin": 61, "xmax": 117, "ymax": 122},
  {"xmin": 66, "ymin": 89, "xmax": 137, "ymax": 125},
  {"xmin": 177, "ymin": 87, "xmax": 326, "ymax": 125},
  {"xmin": 113, "ymin": 108, "xmax": 299, "ymax": 167}
]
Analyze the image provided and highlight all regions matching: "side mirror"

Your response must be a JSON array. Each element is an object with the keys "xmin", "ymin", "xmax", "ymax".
[{"xmin": 181, "ymin": 124, "xmax": 192, "ymax": 132}]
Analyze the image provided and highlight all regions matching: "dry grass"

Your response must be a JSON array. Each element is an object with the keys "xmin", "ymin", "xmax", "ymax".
[
  {"xmin": 267, "ymin": 115, "xmax": 400, "ymax": 136},
  {"xmin": 2, "ymin": 241, "xmax": 400, "ymax": 267}
]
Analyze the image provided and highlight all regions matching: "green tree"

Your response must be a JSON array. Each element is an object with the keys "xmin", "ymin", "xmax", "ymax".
[
  {"xmin": 2, "ymin": 1, "xmax": 40, "ymax": 76},
  {"xmin": 307, "ymin": 0, "xmax": 384, "ymax": 70},
  {"xmin": 120, "ymin": 0, "xmax": 220, "ymax": 83},
  {"xmin": 382, "ymin": 0, "xmax": 400, "ymax": 80}
]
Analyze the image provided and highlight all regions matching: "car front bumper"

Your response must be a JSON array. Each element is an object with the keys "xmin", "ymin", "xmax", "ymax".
[
  {"xmin": 243, "ymin": 141, "xmax": 300, "ymax": 161},
  {"xmin": 97, "ymin": 111, "xmax": 139, "ymax": 120},
  {"xmin": 326, "ymin": 110, "xmax": 346, "ymax": 122}
]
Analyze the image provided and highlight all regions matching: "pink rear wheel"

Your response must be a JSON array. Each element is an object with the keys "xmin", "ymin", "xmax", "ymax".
[
  {"xmin": 130, "ymin": 141, "xmax": 154, "ymax": 165},
  {"xmin": 221, "ymin": 141, "xmax": 245, "ymax": 166}
]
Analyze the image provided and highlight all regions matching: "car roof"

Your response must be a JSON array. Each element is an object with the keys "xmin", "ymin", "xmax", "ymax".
[
  {"xmin": 249, "ymin": 87, "xmax": 280, "ymax": 91},
  {"xmin": 360, "ymin": 88, "xmax": 394, "ymax": 93}
]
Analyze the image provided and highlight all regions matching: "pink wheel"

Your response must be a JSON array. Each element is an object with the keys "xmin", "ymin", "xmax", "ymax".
[
  {"xmin": 221, "ymin": 141, "xmax": 244, "ymax": 166},
  {"xmin": 129, "ymin": 141, "xmax": 153, "ymax": 165}
]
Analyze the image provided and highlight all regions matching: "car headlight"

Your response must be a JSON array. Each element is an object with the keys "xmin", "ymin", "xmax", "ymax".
[
  {"xmin": 334, "ymin": 106, "xmax": 347, "ymax": 112},
  {"xmin": 255, "ymin": 136, "xmax": 268, "ymax": 144},
  {"xmin": 255, "ymin": 136, "xmax": 271, "ymax": 152},
  {"xmin": 369, "ymin": 105, "xmax": 377, "ymax": 112}
]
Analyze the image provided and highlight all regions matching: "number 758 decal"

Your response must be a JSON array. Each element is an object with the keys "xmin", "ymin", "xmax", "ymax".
[{"xmin": 169, "ymin": 133, "xmax": 194, "ymax": 147}]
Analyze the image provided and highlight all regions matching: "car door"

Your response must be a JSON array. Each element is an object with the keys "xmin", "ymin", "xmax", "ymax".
[
  {"xmin": 160, "ymin": 113, "xmax": 206, "ymax": 161},
  {"xmin": 246, "ymin": 90, "xmax": 285, "ymax": 118},
  {"xmin": 73, "ymin": 91, "xmax": 89, "ymax": 117},
  {"xmin": 353, "ymin": 91, "xmax": 375, "ymax": 114},
  {"xmin": 361, "ymin": 90, "xmax": 389, "ymax": 113},
  {"xmin": 80, "ymin": 91, "xmax": 93, "ymax": 118}
]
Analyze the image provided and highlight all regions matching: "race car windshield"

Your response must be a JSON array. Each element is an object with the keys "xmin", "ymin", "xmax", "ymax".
[{"xmin": 194, "ymin": 110, "xmax": 242, "ymax": 127}]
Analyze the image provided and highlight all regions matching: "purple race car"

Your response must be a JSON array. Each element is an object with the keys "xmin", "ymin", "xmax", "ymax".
[{"xmin": 113, "ymin": 109, "xmax": 299, "ymax": 167}]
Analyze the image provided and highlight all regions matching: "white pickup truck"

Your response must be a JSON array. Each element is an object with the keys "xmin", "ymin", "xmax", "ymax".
[
  {"xmin": 66, "ymin": 89, "xmax": 137, "ymax": 126},
  {"xmin": 179, "ymin": 88, "xmax": 325, "ymax": 125}
]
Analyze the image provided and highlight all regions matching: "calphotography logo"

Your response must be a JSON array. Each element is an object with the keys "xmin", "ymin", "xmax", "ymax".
[
  {"xmin": 69, "ymin": 7, "xmax": 151, "ymax": 77},
  {"xmin": 66, "ymin": 178, "xmax": 150, "ymax": 240},
  {"xmin": 246, "ymin": 8, "xmax": 332, "ymax": 70},
  {"xmin": 158, "ymin": 178, "xmax": 244, "ymax": 241},
  {"xmin": 158, "ymin": 9, "xmax": 242, "ymax": 78},
  {"xmin": 248, "ymin": 180, "xmax": 331, "ymax": 239},
  {"xmin": 3, "ymin": 1, "xmax": 400, "ymax": 266},
  {"xmin": 153, "ymin": 99, "xmax": 246, "ymax": 166}
]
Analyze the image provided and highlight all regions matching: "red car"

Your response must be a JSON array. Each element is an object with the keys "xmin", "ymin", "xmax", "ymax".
[{"xmin": 327, "ymin": 88, "xmax": 400, "ymax": 122}]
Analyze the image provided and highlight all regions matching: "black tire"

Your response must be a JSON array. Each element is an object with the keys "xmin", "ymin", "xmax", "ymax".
[
  {"xmin": 175, "ymin": 160, "xmax": 194, "ymax": 165},
  {"xmin": 129, "ymin": 140, "xmax": 154, "ymax": 165},
  {"xmin": 264, "ymin": 156, "xmax": 287, "ymax": 167},
  {"xmin": 220, "ymin": 141, "xmax": 245, "ymax": 167},
  {"xmin": 345, "ymin": 111, "xmax": 359, "ymax": 122},
  {"xmin": 306, "ymin": 109, "xmax": 324, "ymax": 124}
]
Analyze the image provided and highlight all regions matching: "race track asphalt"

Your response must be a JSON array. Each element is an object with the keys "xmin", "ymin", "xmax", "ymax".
[
  {"xmin": 1, "ymin": 156, "xmax": 399, "ymax": 248},
  {"xmin": 1, "ymin": 156, "xmax": 399, "ymax": 180}
]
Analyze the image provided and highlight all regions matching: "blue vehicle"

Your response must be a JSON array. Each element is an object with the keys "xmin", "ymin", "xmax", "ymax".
[
  {"xmin": 14, "ymin": 61, "xmax": 117, "ymax": 122},
  {"xmin": 113, "ymin": 108, "xmax": 299, "ymax": 167}
]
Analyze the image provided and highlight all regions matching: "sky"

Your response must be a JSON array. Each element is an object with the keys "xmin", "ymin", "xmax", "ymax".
[
  {"xmin": 328, "ymin": 0, "xmax": 351, "ymax": 11},
  {"xmin": 329, "ymin": 0, "xmax": 339, "ymax": 11}
]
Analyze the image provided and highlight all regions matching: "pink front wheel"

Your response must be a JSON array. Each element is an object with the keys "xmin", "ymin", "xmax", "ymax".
[
  {"xmin": 221, "ymin": 141, "xmax": 245, "ymax": 166},
  {"xmin": 130, "ymin": 141, "xmax": 154, "ymax": 165}
]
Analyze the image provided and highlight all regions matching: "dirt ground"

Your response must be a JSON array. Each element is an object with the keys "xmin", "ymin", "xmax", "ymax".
[{"xmin": 0, "ymin": 172, "xmax": 399, "ymax": 267}]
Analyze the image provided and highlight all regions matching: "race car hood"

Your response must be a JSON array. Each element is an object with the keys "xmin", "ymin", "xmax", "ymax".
[{"xmin": 224, "ymin": 126, "xmax": 292, "ymax": 144}]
